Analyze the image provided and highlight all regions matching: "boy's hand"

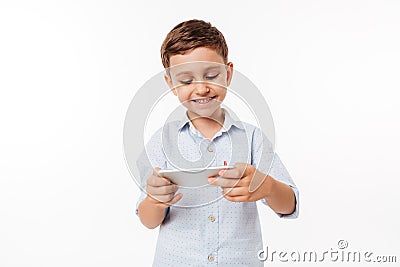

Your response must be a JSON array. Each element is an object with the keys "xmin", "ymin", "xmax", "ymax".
[
  {"xmin": 146, "ymin": 167, "xmax": 183, "ymax": 208},
  {"xmin": 208, "ymin": 163, "xmax": 272, "ymax": 202}
]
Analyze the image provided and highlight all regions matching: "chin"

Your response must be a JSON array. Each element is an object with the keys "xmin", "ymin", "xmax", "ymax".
[{"xmin": 188, "ymin": 106, "xmax": 221, "ymax": 119}]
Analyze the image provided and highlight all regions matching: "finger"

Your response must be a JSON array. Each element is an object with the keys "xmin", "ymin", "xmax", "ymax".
[
  {"xmin": 153, "ymin": 167, "xmax": 161, "ymax": 176},
  {"xmin": 208, "ymin": 177, "xmax": 241, "ymax": 188},
  {"xmin": 222, "ymin": 187, "xmax": 246, "ymax": 197},
  {"xmin": 154, "ymin": 168, "xmax": 177, "ymax": 185},
  {"xmin": 147, "ymin": 174, "xmax": 172, "ymax": 187},
  {"xmin": 218, "ymin": 163, "xmax": 247, "ymax": 178},
  {"xmin": 223, "ymin": 194, "xmax": 247, "ymax": 202},
  {"xmin": 153, "ymin": 167, "xmax": 173, "ymax": 183},
  {"xmin": 151, "ymin": 192, "xmax": 175, "ymax": 203},
  {"xmin": 165, "ymin": 193, "xmax": 183, "ymax": 206},
  {"xmin": 147, "ymin": 184, "xmax": 179, "ymax": 195}
]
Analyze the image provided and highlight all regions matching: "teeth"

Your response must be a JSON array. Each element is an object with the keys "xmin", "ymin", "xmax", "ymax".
[{"xmin": 195, "ymin": 97, "xmax": 213, "ymax": 103}]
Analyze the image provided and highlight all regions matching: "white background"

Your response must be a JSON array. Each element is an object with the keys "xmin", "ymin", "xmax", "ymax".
[{"xmin": 1, "ymin": 1, "xmax": 399, "ymax": 266}]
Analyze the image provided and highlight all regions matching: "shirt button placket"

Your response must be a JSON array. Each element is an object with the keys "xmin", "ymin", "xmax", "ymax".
[{"xmin": 206, "ymin": 208, "xmax": 218, "ymax": 264}]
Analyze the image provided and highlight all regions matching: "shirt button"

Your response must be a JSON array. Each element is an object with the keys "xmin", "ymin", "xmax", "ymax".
[
  {"xmin": 208, "ymin": 254, "xmax": 215, "ymax": 262},
  {"xmin": 207, "ymin": 146, "xmax": 214, "ymax": 152},
  {"xmin": 209, "ymin": 215, "xmax": 215, "ymax": 222}
]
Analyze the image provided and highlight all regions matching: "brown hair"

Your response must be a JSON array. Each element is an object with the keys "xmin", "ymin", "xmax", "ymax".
[{"xmin": 161, "ymin": 19, "xmax": 228, "ymax": 68}]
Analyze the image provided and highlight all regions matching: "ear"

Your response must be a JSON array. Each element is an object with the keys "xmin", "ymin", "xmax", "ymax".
[
  {"xmin": 164, "ymin": 73, "xmax": 177, "ymax": 96},
  {"xmin": 226, "ymin": 62, "xmax": 234, "ymax": 86}
]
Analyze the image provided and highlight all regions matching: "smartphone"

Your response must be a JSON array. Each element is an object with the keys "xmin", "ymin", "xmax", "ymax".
[{"xmin": 157, "ymin": 165, "xmax": 235, "ymax": 188}]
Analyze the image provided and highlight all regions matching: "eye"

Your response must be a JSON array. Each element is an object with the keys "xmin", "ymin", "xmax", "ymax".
[
  {"xmin": 205, "ymin": 73, "xmax": 219, "ymax": 80},
  {"xmin": 180, "ymin": 79, "xmax": 193, "ymax": 85}
]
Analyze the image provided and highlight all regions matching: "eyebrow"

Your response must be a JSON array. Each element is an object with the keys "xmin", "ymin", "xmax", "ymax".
[
  {"xmin": 174, "ymin": 71, "xmax": 193, "ymax": 77},
  {"xmin": 174, "ymin": 66, "xmax": 223, "ymax": 77}
]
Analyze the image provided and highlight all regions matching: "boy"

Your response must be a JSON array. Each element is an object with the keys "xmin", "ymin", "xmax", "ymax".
[{"xmin": 136, "ymin": 19, "xmax": 299, "ymax": 266}]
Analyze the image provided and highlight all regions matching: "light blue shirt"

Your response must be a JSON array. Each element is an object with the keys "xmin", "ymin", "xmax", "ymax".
[{"xmin": 136, "ymin": 109, "xmax": 299, "ymax": 266}]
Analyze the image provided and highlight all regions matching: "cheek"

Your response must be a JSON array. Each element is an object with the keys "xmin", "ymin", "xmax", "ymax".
[
  {"xmin": 216, "ymin": 72, "xmax": 229, "ymax": 86},
  {"xmin": 176, "ymin": 90, "xmax": 191, "ymax": 102},
  {"xmin": 213, "ymin": 86, "xmax": 227, "ymax": 99},
  {"xmin": 220, "ymin": 89, "xmax": 227, "ymax": 97}
]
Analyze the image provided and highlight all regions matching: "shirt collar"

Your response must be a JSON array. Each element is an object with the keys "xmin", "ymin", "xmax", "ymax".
[{"xmin": 177, "ymin": 108, "xmax": 245, "ymax": 135}]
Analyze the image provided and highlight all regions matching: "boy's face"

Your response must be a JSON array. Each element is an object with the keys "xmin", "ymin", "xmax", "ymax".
[{"xmin": 164, "ymin": 47, "xmax": 233, "ymax": 118}]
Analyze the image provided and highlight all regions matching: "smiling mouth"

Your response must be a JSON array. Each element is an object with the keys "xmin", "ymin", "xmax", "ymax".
[{"xmin": 191, "ymin": 96, "xmax": 217, "ymax": 104}]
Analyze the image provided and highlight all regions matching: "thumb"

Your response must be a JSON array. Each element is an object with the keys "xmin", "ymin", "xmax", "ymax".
[
  {"xmin": 167, "ymin": 193, "xmax": 183, "ymax": 206},
  {"xmin": 153, "ymin": 167, "xmax": 161, "ymax": 176}
]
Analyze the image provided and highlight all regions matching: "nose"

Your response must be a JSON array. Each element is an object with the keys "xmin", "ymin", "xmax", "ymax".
[{"xmin": 194, "ymin": 82, "xmax": 210, "ymax": 95}]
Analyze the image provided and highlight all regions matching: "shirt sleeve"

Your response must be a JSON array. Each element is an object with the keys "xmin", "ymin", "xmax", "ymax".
[
  {"xmin": 250, "ymin": 127, "xmax": 299, "ymax": 219},
  {"xmin": 135, "ymin": 127, "xmax": 168, "ymax": 216}
]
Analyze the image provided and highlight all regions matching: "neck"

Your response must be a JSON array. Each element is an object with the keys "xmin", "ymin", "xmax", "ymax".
[{"xmin": 187, "ymin": 108, "xmax": 225, "ymax": 137}]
